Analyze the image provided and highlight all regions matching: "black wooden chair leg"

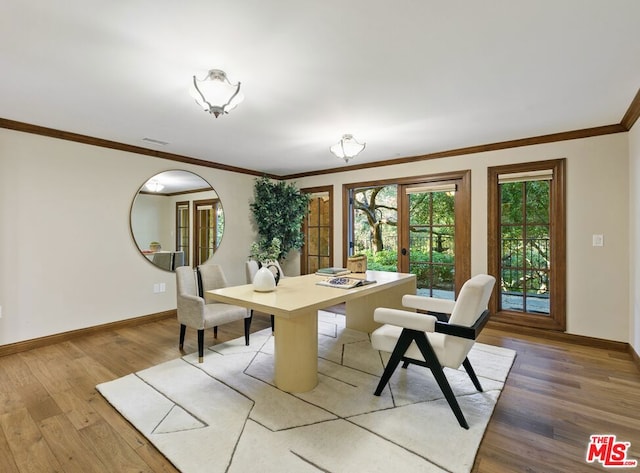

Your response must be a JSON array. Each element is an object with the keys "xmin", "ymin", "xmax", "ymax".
[
  {"xmin": 462, "ymin": 357, "xmax": 483, "ymax": 392},
  {"xmin": 270, "ymin": 314, "xmax": 275, "ymax": 332},
  {"xmin": 374, "ymin": 330, "xmax": 415, "ymax": 396},
  {"xmin": 179, "ymin": 324, "xmax": 186, "ymax": 350},
  {"xmin": 213, "ymin": 326, "xmax": 218, "ymax": 338},
  {"xmin": 197, "ymin": 329, "xmax": 204, "ymax": 363},
  {"xmin": 244, "ymin": 314, "xmax": 252, "ymax": 346},
  {"xmin": 430, "ymin": 363, "xmax": 469, "ymax": 429}
]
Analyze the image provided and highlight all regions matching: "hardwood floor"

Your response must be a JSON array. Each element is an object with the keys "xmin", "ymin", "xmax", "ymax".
[{"xmin": 0, "ymin": 312, "xmax": 638, "ymax": 472}]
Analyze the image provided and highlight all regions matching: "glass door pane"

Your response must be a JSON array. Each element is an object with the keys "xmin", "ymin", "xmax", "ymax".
[
  {"xmin": 302, "ymin": 189, "xmax": 332, "ymax": 274},
  {"xmin": 402, "ymin": 185, "xmax": 456, "ymax": 299},
  {"xmin": 349, "ymin": 185, "xmax": 398, "ymax": 271},
  {"xmin": 194, "ymin": 199, "xmax": 218, "ymax": 266}
]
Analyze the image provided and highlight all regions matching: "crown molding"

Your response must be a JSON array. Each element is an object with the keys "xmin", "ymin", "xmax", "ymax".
[
  {"xmin": 282, "ymin": 124, "xmax": 626, "ymax": 180},
  {"xmin": 0, "ymin": 118, "xmax": 278, "ymax": 180}
]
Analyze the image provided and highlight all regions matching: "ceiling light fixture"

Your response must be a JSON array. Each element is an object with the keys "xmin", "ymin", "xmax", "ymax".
[
  {"xmin": 145, "ymin": 180, "xmax": 165, "ymax": 192},
  {"xmin": 330, "ymin": 134, "xmax": 366, "ymax": 163},
  {"xmin": 190, "ymin": 69, "xmax": 244, "ymax": 118}
]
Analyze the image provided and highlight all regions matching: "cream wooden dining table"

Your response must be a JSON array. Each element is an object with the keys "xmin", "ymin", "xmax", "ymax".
[{"xmin": 206, "ymin": 270, "xmax": 416, "ymax": 392}]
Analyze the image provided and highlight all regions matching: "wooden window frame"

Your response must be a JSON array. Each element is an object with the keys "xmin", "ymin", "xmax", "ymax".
[{"xmin": 487, "ymin": 158, "xmax": 566, "ymax": 331}]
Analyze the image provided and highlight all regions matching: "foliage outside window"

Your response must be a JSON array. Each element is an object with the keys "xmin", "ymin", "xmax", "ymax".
[
  {"xmin": 351, "ymin": 185, "xmax": 399, "ymax": 271},
  {"xmin": 488, "ymin": 159, "xmax": 566, "ymax": 331},
  {"xmin": 344, "ymin": 171, "xmax": 470, "ymax": 298}
]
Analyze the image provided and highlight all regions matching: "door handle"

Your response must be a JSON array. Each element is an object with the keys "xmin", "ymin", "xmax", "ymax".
[{"xmin": 401, "ymin": 248, "xmax": 407, "ymax": 256}]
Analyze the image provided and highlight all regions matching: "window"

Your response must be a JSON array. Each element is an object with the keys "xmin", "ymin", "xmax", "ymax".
[{"xmin": 488, "ymin": 159, "xmax": 566, "ymax": 330}]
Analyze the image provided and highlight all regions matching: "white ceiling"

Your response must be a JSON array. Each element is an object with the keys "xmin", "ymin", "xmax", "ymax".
[{"xmin": 2, "ymin": 1, "xmax": 639, "ymax": 177}]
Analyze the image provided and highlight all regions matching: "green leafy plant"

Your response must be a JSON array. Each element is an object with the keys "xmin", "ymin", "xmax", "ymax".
[
  {"xmin": 250, "ymin": 176, "xmax": 309, "ymax": 260},
  {"xmin": 249, "ymin": 237, "xmax": 281, "ymax": 263}
]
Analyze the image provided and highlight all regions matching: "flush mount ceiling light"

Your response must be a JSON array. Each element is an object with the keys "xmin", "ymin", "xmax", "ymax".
[
  {"xmin": 330, "ymin": 134, "xmax": 366, "ymax": 163},
  {"xmin": 145, "ymin": 179, "xmax": 164, "ymax": 192},
  {"xmin": 190, "ymin": 69, "xmax": 244, "ymax": 118}
]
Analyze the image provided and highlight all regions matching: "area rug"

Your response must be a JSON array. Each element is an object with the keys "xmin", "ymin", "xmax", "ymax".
[{"xmin": 97, "ymin": 311, "xmax": 516, "ymax": 473}]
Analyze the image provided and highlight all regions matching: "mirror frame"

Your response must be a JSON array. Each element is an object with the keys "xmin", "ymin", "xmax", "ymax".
[{"xmin": 129, "ymin": 170, "xmax": 224, "ymax": 271}]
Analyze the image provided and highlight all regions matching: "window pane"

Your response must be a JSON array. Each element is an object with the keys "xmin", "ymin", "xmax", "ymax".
[
  {"xmin": 432, "ymin": 192, "xmax": 455, "ymax": 225},
  {"xmin": 308, "ymin": 198, "xmax": 319, "ymax": 225},
  {"xmin": 308, "ymin": 228, "xmax": 319, "ymax": 254},
  {"xmin": 501, "ymin": 182, "xmax": 523, "ymax": 224},
  {"xmin": 319, "ymin": 228, "xmax": 330, "ymax": 256},
  {"xmin": 319, "ymin": 197, "xmax": 330, "ymax": 225},
  {"xmin": 308, "ymin": 256, "xmax": 319, "ymax": 274},
  {"xmin": 525, "ymin": 181, "xmax": 550, "ymax": 224}
]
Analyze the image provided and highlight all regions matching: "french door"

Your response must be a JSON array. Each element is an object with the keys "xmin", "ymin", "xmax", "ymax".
[
  {"xmin": 193, "ymin": 198, "xmax": 221, "ymax": 266},
  {"xmin": 346, "ymin": 171, "xmax": 470, "ymax": 298},
  {"xmin": 301, "ymin": 186, "xmax": 333, "ymax": 274}
]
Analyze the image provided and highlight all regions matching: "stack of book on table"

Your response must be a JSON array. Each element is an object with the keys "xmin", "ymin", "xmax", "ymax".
[
  {"xmin": 314, "ymin": 267, "xmax": 351, "ymax": 277},
  {"xmin": 315, "ymin": 267, "xmax": 376, "ymax": 289}
]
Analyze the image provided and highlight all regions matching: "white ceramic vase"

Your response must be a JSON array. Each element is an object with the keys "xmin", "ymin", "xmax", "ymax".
[{"xmin": 253, "ymin": 266, "xmax": 276, "ymax": 292}]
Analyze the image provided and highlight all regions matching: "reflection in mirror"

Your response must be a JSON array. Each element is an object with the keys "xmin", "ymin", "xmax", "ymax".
[{"xmin": 130, "ymin": 170, "xmax": 224, "ymax": 271}]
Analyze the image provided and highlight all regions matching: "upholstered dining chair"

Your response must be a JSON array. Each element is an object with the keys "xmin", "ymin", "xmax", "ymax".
[
  {"xmin": 245, "ymin": 260, "xmax": 275, "ymax": 332},
  {"xmin": 371, "ymin": 274, "xmax": 496, "ymax": 429},
  {"xmin": 152, "ymin": 251, "xmax": 173, "ymax": 271},
  {"xmin": 175, "ymin": 265, "xmax": 251, "ymax": 363}
]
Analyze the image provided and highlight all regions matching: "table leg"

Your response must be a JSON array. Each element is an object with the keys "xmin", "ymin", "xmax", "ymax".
[
  {"xmin": 273, "ymin": 309, "xmax": 318, "ymax": 392},
  {"xmin": 345, "ymin": 277, "xmax": 417, "ymax": 333}
]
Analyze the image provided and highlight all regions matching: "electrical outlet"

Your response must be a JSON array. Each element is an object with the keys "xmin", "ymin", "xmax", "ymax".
[
  {"xmin": 160, "ymin": 283, "xmax": 166, "ymax": 293},
  {"xmin": 592, "ymin": 234, "xmax": 604, "ymax": 247},
  {"xmin": 153, "ymin": 283, "xmax": 160, "ymax": 293}
]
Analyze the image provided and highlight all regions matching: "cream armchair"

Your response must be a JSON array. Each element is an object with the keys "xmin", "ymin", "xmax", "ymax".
[
  {"xmin": 371, "ymin": 274, "xmax": 496, "ymax": 429},
  {"xmin": 176, "ymin": 265, "xmax": 251, "ymax": 363}
]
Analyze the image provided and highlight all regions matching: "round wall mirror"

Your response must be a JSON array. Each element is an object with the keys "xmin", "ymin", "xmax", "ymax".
[{"xmin": 130, "ymin": 170, "xmax": 224, "ymax": 271}]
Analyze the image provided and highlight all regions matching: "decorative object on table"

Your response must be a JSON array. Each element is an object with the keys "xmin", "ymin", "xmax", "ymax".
[
  {"xmin": 250, "ymin": 176, "xmax": 309, "ymax": 261},
  {"xmin": 149, "ymin": 241, "xmax": 161, "ymax": 252},
  {"xmin": 315, "ymin": 267, "xmax": 350, "ymax": 277},
  {"xmin": 347, "ymin": 254, "xmax": 367, "ymax": 273},
  {"xmin": 250, "ymin": 237, "xmax": 282, "ymax": 291},
  {"xmin": 252, "ymin": 265, "xmax": 279, "ymax": 292},
  {"xmin": 316, "ymin": 277, "xmax": 375, "ymax": 289}
]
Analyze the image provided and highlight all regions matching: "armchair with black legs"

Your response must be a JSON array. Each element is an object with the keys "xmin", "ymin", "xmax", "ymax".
[
  {"xmin": 175, "ymin": 265, "xmax": 251, "ymax": 363},
  {"xmin": 371, "ymin": 274, "xmax": 496, "ymax": 429}
]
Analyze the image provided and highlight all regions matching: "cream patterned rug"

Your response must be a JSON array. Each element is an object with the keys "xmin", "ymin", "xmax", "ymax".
[{"xmin": 97, "ymin": 311, "xmax": 516, "ymax": 473}]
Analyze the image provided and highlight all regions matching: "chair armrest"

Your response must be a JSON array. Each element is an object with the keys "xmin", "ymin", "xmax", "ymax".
[
  {"xmin": 402, "ymin": 295, "xmax": 456, "ymax": 315},
  {"xmin": 177, "ymin": 294, "xmax": 205, "ymax": 327},
  {"xmin": 434, "ymin": 309, "xmax": 491, "ymax": 340},
  {"xmin": 374, "ymin": 308, "xmax": 436, "ymax": 332}
]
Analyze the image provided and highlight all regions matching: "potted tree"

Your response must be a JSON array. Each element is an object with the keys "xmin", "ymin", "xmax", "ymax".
[{"xmin": 250, "ymin": 176, "xmax": 310, "ymax": 263}]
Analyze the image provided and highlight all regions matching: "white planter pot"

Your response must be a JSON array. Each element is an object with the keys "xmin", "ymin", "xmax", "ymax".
[{"xmin": 253, "ymin": 266, "xmax": 276, "ymax": 292}]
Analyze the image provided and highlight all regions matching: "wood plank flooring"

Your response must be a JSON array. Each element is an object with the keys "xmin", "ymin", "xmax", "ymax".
[{"xmin": 0, "ymin": 312, "xmax": 638, "ymax": 472}]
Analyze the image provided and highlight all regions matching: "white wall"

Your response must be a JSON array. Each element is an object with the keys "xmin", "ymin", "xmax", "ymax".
[
  {"xmin": 293, "ymin": 133, "xmax": 630, "ymax": 342},
  {"xmin": 629, "ymin": 122, "xmax": 640, "ymax": 356},
  {"xmin": 0, "ymin": 128, "xmax": 257, "ymax": 346},
  {"xmin": 0, "ymin": 127, "xmax": 632, "ymax": 346}
]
